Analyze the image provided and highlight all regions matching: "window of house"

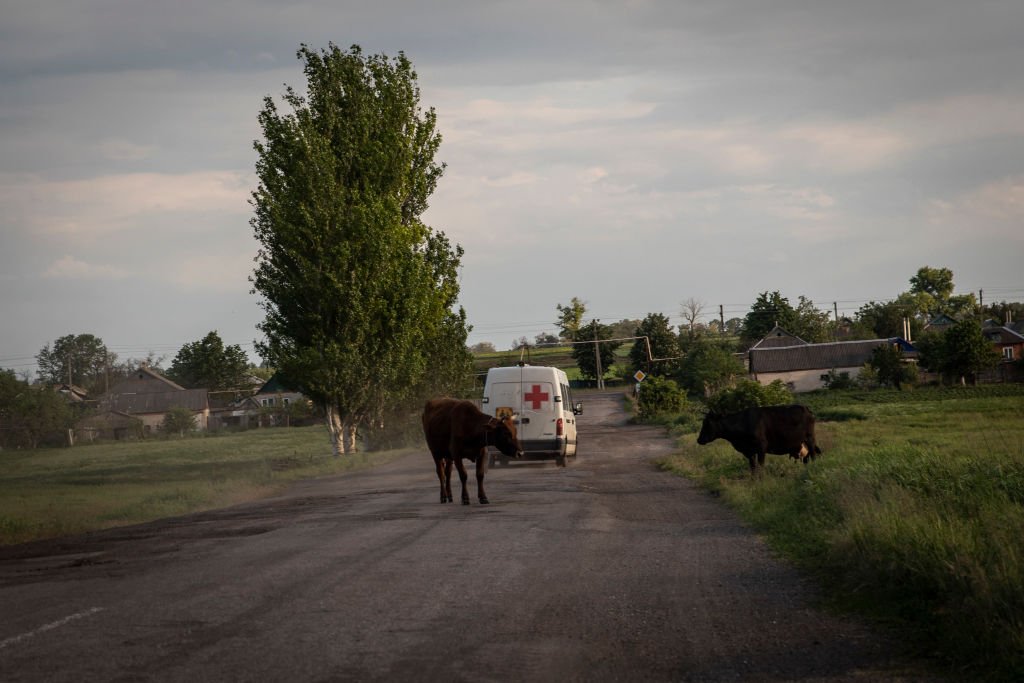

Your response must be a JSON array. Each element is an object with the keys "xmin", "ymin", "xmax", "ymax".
[{"xmin": 1004, "ymin": 347, "xmax": 1015, "ymax": 361}]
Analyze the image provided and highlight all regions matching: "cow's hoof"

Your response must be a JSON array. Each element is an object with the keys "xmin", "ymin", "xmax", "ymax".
[{"xmin": 479, "ymin": 498, "xmax": 490, "ymax": 505}]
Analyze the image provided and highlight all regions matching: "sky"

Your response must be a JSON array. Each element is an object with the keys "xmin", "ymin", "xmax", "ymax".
[{"xmin": 2, "ymin": 0, "xmax": 1023, "ymax": 378}]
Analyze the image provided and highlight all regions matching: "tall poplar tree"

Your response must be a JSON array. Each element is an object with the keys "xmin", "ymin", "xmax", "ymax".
[{"xmin": 250, "ymin": 44, "xmax": 468, "ymax": 455}]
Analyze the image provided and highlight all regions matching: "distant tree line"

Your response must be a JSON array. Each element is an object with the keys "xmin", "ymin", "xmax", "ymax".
[{"xmin": 531, "ymin": 266, "xmax": 1012, "ymax": 394}]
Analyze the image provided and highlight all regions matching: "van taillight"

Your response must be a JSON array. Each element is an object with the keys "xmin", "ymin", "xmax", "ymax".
[{"xmin": 556, "ymin": 418, "xmax": 564, "ymax": 436}]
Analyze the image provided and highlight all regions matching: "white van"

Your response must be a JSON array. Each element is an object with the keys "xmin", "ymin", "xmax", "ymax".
[{"xmin": 482, "ymin": 364, "xmax": 582, "ymax": 467}]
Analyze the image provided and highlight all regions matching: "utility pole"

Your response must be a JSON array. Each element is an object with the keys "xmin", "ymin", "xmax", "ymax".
[
  {"xmin": 719, "ymin": 305, "xmax": 725, "ymax": 335},
  {"xmin": 593, "ymin": 319, "xmax": 603, "ymax": 391},
  {"xmin": 834, "ymin": 302, "xmax": 839, "ymax": 341}
]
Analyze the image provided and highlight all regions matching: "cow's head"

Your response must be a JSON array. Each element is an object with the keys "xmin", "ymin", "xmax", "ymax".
[
  {"xmin": 490, "ymin": 415, "xmax": 523, "ymax": 458},
  {"xmin": 696, "ymin": 413, "xmax": 721, "ymax": 445}
]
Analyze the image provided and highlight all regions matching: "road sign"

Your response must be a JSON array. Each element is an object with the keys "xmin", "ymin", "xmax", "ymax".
[{"xmin": 634, "ymin": 370, "xmax": 646, "ymax": 383}]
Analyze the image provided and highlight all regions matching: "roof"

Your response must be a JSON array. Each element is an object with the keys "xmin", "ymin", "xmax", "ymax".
[
  {"xmin": 925, "ymin": 313, "xmax": 958, "ymax": 330},
  {"xmin": 750, "ymin": 326, "xmax": 809, "ymax": 350},
  {"xmin": 749, "ymin": 338, "xmax": 916, "ymax": 374},
  {"xmin": 984, "ymin": 326, "xmax": 1024, "ymax": 344},
  {"xmin": 256, "ymin": 372, "xmax": 304, "ymax": 395},
  {"xmin": 56, "ymin": 383, "xmax": 89, "ymax": 402},
  {"xmin": 103, "ymin": 389, "xmax": 209, "ymax": 414},
  {"xmin": 108, "ymin": 365, "xmax": 186, "ymax": 395}
]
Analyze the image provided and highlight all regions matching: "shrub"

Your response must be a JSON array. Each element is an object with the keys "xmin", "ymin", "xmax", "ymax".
[
  {"xmin": 705, "ymin": 379, "xmax": 792, "ymax": 414},
  {"xmin": 823, "ymin": 369, "xmax": 855, "ymax": 390},
  {"xmin": 160, "ymin": 407, "xmax": 197, "ymax": 438},
  {"xmin": 636, "ymin": 376, "xmax": 687, "ymax": 421}
]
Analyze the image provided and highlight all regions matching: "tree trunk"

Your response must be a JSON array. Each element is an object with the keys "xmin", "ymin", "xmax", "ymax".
[
  {"xmin": 343, "ymin": 420, "xmax": 358, "ymax": 454},
  {"xmin": 325, "ymin": 404, "xmax": 346, "ymax": 456}
]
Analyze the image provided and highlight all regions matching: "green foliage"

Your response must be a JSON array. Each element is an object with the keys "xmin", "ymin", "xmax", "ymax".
[
  {"xmin": 250, "ymin": 43, "xmax": 466, "ymax": 454},
  {"xmin": 168, "ymin": 331, "xmax": 250, "ymax": 390},
  {"xmin": 629, "ymin": 313, "xmax": 680, "ymax": 377},
  {"xmin": 868, "ymin": 344, "xmax": 917, "ymax": 389},
  {"xmin": 740, "ymin": 291, "xmax": 793, "ymax": 344},
  {"xmin": 822, "ymin": 369, "xmax": 855, "ymax": 390},
  {"xmin": 636, "ymin": 376, "xmax": 687, "ymax": 421},
  {"xmin": 0, "ymin": 370, "xmax": 75, "ymax": 449},
  {"xmin": 35, "ymin": 333, "xmax": 111, "ymax": 394},
  {"xmin": 705, "ymin": 378, "xmax": 793, "ymax": 414},
  {"xmin": 855, "ymin": 266, "xmax": 980, "ymax": 339},
  {"xmin": 792, "ymin": 296, "xmax": 833, "ymax": 342},
  {"xmin": 740, "ymin": 291, "xmax": 831, "ymax": 345},
  {"xmin": 854, "ymin": 297, "xmax": 923, "ymax": 339},
  {"xmin": 982, "ymin": 301, "xmax": 1024, "ymax": 325},
  {"xmin": 907, "ymin": 265, "xmax": 977, "ymax": 317},
  {"xmin": 555, "ymin": 297, "xmax": 587, "ymax": 341},
  {"xmin": 572, "ymin": 319, "xmax": 622, "ymax": 381},
  {"xmin": 677, "ymin": 338, "xmax": 744, "ymax": 396},
  {"xmin": 160, "ymin": 407, "xmax": 197, "ymax": 438},
  {"xmin": 918, "ymin": 320, "xmax": 1001, "ymax": 383}
]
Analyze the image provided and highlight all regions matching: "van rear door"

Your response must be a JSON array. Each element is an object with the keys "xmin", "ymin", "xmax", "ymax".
[
  {"xmin": 489, "ymin": 377, "xmax": 522, "ymax": 422},
  {"xmin": 520, "ymin": 379, "xmax": 557, "ymax": 449}
]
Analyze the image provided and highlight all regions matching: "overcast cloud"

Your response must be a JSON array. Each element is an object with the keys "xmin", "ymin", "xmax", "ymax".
[{"xmin": 2, "ymin": 0, "xmax": 1023, "ymax": 376}]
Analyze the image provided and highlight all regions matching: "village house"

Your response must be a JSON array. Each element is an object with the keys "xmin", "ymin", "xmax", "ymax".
[
  {"xmin": 981, "ymin": 319, "xmax": 1024, "ymax": 383},
  {"xmin": 209, "ymin": 373, "xmax": 312, "ymax": 429},
  {"xmin": 748, "ymin": 327, "xmax": 917, "ymax": 392},
  {"xmin": 95, "ymin": 365, "xmax": 210, "ymax": 435}
]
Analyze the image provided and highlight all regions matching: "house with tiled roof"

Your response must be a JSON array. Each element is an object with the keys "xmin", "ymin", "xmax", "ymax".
[
  {"xmin": 98, "ymin": 365, "xmax": 210, "ymax": 434},
  {"xmin": 984, "ymin": 322, "xmax": 1024, "ymax": 362},
  {"xmin": 749, "ymin": 337, "xmax": 917, "ymax": 392},
  {"xmin": 980, "ymin": 320, "xmax": 1024, "ymax": 383}
]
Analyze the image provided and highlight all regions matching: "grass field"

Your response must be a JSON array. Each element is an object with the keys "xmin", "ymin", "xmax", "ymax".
[
  {"xmin": 0, "ymin": 426, "xmax": 412, "ymax": 546},
  {"xmin": 658, "ymin": 386, "xmax": 1024, "ymax": 680}
]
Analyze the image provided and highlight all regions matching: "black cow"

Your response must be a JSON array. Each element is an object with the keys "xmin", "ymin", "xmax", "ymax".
[
  {"xmin": 697, "ymin": 404, "xmax": 822, "ymax": 473},
  {"xmin": 422, "ymin": 398, "xmax": 523, "ymax": 504}
]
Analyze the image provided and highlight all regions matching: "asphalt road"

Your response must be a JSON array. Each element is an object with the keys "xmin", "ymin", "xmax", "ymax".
[{"xmin": 0, "ymin": 393, "xmax": 941, "ymax": 682}]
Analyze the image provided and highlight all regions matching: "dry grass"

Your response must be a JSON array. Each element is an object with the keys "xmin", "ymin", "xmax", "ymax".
[{"xmin": 0, "ymin": 426, "xmax": 413, "ymax": 545}]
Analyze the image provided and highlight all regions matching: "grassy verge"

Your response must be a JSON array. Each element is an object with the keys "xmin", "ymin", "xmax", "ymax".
[
  {"xmin": 0, "ymin": 426, "xmax": 413, "ymax": 546},
  {"xmin": 658, "ymin": 388, "xmax": 1024, "ymax": 680}
]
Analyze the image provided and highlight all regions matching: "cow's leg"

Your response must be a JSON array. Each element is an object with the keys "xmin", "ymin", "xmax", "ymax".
[
  {"xmin": 476, "ymin": 449, "xmax": 489, "ymax": 504},
  {"xmin": 434, "ymin": 456, "xmax": 448, "ymax": 503},
  {"xmin": 454, "ymin": 457, "xmax": 470, "ymax": 504},
  {"xmin": 444, "ymin": 459, "xmax": 454, "ymax": 502}
]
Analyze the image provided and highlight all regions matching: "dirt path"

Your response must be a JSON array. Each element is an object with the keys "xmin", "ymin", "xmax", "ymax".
[{"xmin": 0, "ymin": 393, "xmax": 942, "ymax": 681}]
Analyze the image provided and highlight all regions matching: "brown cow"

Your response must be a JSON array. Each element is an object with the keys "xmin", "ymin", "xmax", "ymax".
[{"xmin": 422, "ymin": 398, "xmax": 523, "ymax": 504}]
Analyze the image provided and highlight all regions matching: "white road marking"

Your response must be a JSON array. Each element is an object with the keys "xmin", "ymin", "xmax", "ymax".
[{"xmin": 0, "ymin": 607, "xmax": 104, "ymax": 650}]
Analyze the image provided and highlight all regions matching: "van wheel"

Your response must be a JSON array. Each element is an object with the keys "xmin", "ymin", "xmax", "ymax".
[
  {"xmin": 556, "ymin": 453, "xmax": 566, "ymax": 467},
  {"xmin": 500, "ymin": 456, "xmax": 509, "ymax": 467}
]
